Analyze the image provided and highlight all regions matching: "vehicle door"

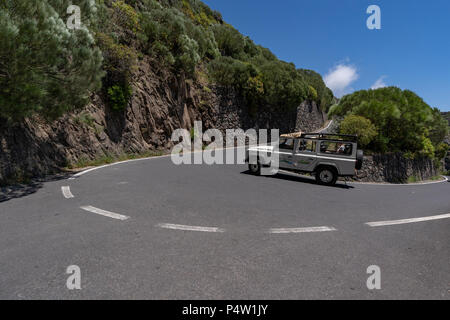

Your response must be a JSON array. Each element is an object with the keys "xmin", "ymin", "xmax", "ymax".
[
  {"xmin": 292, "ymin": 139, "xmax": 317, "ymax": 171},
  {"xmin": 277, "ymin": 138, "xmax": 296, "ymax": 169},
  {"xmin": 317, "ymin": 140, "xmax": 356, "ymax": 175}
]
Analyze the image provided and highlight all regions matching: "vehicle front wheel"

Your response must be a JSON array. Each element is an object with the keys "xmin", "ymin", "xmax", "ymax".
[
  {"xmin": 248, "ymin": 162, "xmax": 261, "ymax": 175},
  {"xmin": 315, "ymin": 167, "xmax": 337, "ymax": 185}
]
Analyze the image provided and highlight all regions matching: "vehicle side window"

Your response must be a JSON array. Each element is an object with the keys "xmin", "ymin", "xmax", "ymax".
[
  {"xmin": 279, "ymin": 138, "xmax": 294, "ymax": 150},
  {"xmin": 319, "ymin": 141, "xmax": 353, "ymax": 156},
  {"xmin": 298, "ymin": 139, "xmax": 316, "ymax": 153}
]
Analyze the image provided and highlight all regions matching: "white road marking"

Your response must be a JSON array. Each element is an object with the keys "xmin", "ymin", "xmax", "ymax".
[
  {"xmin": 61, "ymin": 186, "xmax": 74, "ymax": 199},
  {"xmin": 70, "ymin": 146, "xmax": 248, "ymax": 179},
  {"xmin": 280, "ymin": 170, "xmax": 448, "ymax": 186},
  {"xmin": 349, "ymin": 176, "xmax": 448, "ymax": 186},
  {"xmin": 366, "ymin": 213, "xmax": 450, "ymax": 227},
  {"xmin": 157, "ymin": 223, "xmax": 225, "ymax": 233},
  {"xmin": 72, "ymin": 154, "xmax": 172, "ymax": 178},
  {"xmin": 269, "ymin": 226, "xmax": 337, "ymax": 234},
  {"xmin": 80, "ymin": 206, "xmax": 130, "ymax": 221}
]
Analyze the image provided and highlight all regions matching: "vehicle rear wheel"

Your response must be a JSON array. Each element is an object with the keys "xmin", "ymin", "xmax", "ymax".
[
  {"xmin": 248, "ymin": 162, "xmax": 261, "ymax": 175},
  {"xmin": 356, "ymin": 150, "xmax": 364, "ymax": 170},
  {"xmin": 316, "ymin": 167, "xmax": 337, "ymax": 185}
]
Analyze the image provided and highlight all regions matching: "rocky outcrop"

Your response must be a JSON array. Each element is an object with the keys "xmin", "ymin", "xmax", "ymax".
[
  {"xmin": 353, "ymin": 153, "xmax": 438, "ymax": 183},
  {"xmin": 0, "ymin": 59, "xmax": 326, "ymax": 185},
  {"xmin": 295, "ymin": 100, "xmax": 326, "ymax": 133}
]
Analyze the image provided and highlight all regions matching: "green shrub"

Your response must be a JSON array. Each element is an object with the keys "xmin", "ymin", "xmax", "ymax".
[
  {"xmin": 0, "ymin": 0, "xmax": 103, "ymax": 121},
  {"xmin": 211, "ymin": 24, "xmax": 245, "ymax": 59},
  {"xmin": 420, "ymin": 137, "xmax": 435, "ymax": 158},
  {"xmin": 298, "ymin": 69, "xmax": 334, "ymax": 111},
  {"xmin": 138, "ymin": 1, "xmax": 218, "ymax": 75},
  {"xmin": 340, "ymin": 115, "xmax": 378, "ymax": 148},
  {"xmin": 307, "ymin": 85, "xmax": 318, "ymax": 101},
  {"xmin": 407, "ymin": 175, "xmax": 419, "ymax": 183},
  {"xmin": 427, "ymin": 108, "xmax": 449, "ymax": 146},
  {"xmin": 259, "ymin": 60, "xmax": 308, "ymax": 110},
  {"xmin": 181, "ymin": 0, "xmax": 219, "ymax": 26},
  {"xmin": 96, "ymin": 32, "xmax": 138, "ymax": 82},
  {"xmin": 434, "ymin": 142, "xmax": 449, "ymax": 160},
  {"xmin": 207, "ymin": 56, "xmax": 250, "ymax": 87},
  {"xmin": 107, "ymin": 84, "xmax": 132, "ymax": 111},
  {"xmin": 112, "ymin": 0, "xmax": 141, "ymax": 35},
  {"xmin": 177, "ymin": 34, "xmax": 201, "ymax": 75},
  {"xmin": 329, "ymin": 87, "xmax": 448, "ymax": 156}
]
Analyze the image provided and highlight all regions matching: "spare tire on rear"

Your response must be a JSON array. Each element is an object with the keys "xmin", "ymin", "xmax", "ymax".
[{"xmin": 356, "ymin": 150, "xmax": 364, "ymax": 170}]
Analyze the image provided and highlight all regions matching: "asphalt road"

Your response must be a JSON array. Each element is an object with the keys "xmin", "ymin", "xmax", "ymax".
[{"xmin": 0, "ymin": 154, "xmax": 449, "ymax": 299}]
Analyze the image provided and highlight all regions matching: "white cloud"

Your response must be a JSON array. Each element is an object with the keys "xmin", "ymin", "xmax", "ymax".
[
  {"xmin": 324, "ymin": 64, "xmax": 359, "ymax": 98},
  {"xmin": 371, "ymin": 76, "xmax": 387, "ymax": 89}
]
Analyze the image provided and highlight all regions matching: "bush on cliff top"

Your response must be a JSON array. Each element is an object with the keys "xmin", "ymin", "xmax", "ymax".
[
  {"xmin": 339, "ymin": 115, "xmax": 378, "ymax": 148},
  {"xmin": 329, "ymin": 87, "xmax": 449, "ymax": 158},
  {"xmin": 0, "ymin": 0, "xmax": 333, "ymax": 122}
]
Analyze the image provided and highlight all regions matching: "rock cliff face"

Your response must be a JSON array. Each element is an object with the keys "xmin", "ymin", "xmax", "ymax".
[
  {"xmin": 295, "ymin": 101, "xmax": 326, "ymax": 133},
  {"xmin": 0, "ymin": 59, "xmax": 326, "ymax": 185},
  {"xmin": 354, "ymin": 153, "xmax": 438, "ymax": 183}
]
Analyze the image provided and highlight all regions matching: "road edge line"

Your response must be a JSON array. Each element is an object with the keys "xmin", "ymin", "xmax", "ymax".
[{"xmin": 366, "ymin": 213, "xmax": 450, "ymax": 227}]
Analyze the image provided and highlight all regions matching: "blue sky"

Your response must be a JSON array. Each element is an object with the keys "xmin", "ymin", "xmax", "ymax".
[{"xmin": 202, "ymin": 0, "xmax": 450, "ymax": 111}]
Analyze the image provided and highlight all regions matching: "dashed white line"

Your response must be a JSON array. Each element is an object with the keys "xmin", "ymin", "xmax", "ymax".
[
  {"xmin": 366, "ymin": 213, "xmax": 450, "ymax": 227},
  {"xmin": 61, "ymin": 186, "xmax": 74, "ymax": 199},
  {"xmin": 157, "ymin": 223, "xmax": 225, "ymax": 233},
  {"xmin": 269, "ymin": 226, "xmax": 337, "ymax": 234},
  {"xmin": 80, "ymin": 206, "xmax": 130, "ymax": 221}
]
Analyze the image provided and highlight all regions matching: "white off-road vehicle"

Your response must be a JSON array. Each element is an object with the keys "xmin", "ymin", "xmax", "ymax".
[{"xmin": 245, "ymin": 133, "xmax": 363, "ymax": 186}]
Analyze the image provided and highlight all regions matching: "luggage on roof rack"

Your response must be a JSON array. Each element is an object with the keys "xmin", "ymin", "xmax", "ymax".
[
  {"xmin": 280, "ymin": 131, "xmax": 303, "ymax": 138},
  {"xmin": 301, "ymin": 133, "xmax": 358, "ymax": 143},
  {"xmin": 280, "ymin": 132, "xmax": 358, "ymax": 143}
]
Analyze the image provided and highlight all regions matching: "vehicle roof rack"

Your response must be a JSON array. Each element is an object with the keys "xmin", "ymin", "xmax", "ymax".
[{"xmin": 300, "ymin": 133, "xmax": 358, "ymax": 143}]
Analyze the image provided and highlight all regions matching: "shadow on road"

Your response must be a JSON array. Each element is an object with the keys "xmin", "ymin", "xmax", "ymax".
[
  {"xmin": 240, "ymin": 170, "xmax": 354, "ymax": 189},
  {"xmin": 0, "ymin": 173, "xmax": 71, "ymax": 203}
]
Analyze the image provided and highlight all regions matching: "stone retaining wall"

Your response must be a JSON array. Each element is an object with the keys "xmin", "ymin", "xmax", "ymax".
[{"xmin": 354, "ymin": 153, "xmax": 438, "ymax": 183}]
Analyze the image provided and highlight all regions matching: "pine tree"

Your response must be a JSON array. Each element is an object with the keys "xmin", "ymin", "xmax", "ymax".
[{"xmin": 0, "ymin": 0, "xmax": 104, "ymax": 121}]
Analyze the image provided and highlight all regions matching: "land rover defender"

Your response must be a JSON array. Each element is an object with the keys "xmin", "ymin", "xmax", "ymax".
[{"xmin": 245, "ymin": 133, "xmax": 364, "ymax": 186}]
